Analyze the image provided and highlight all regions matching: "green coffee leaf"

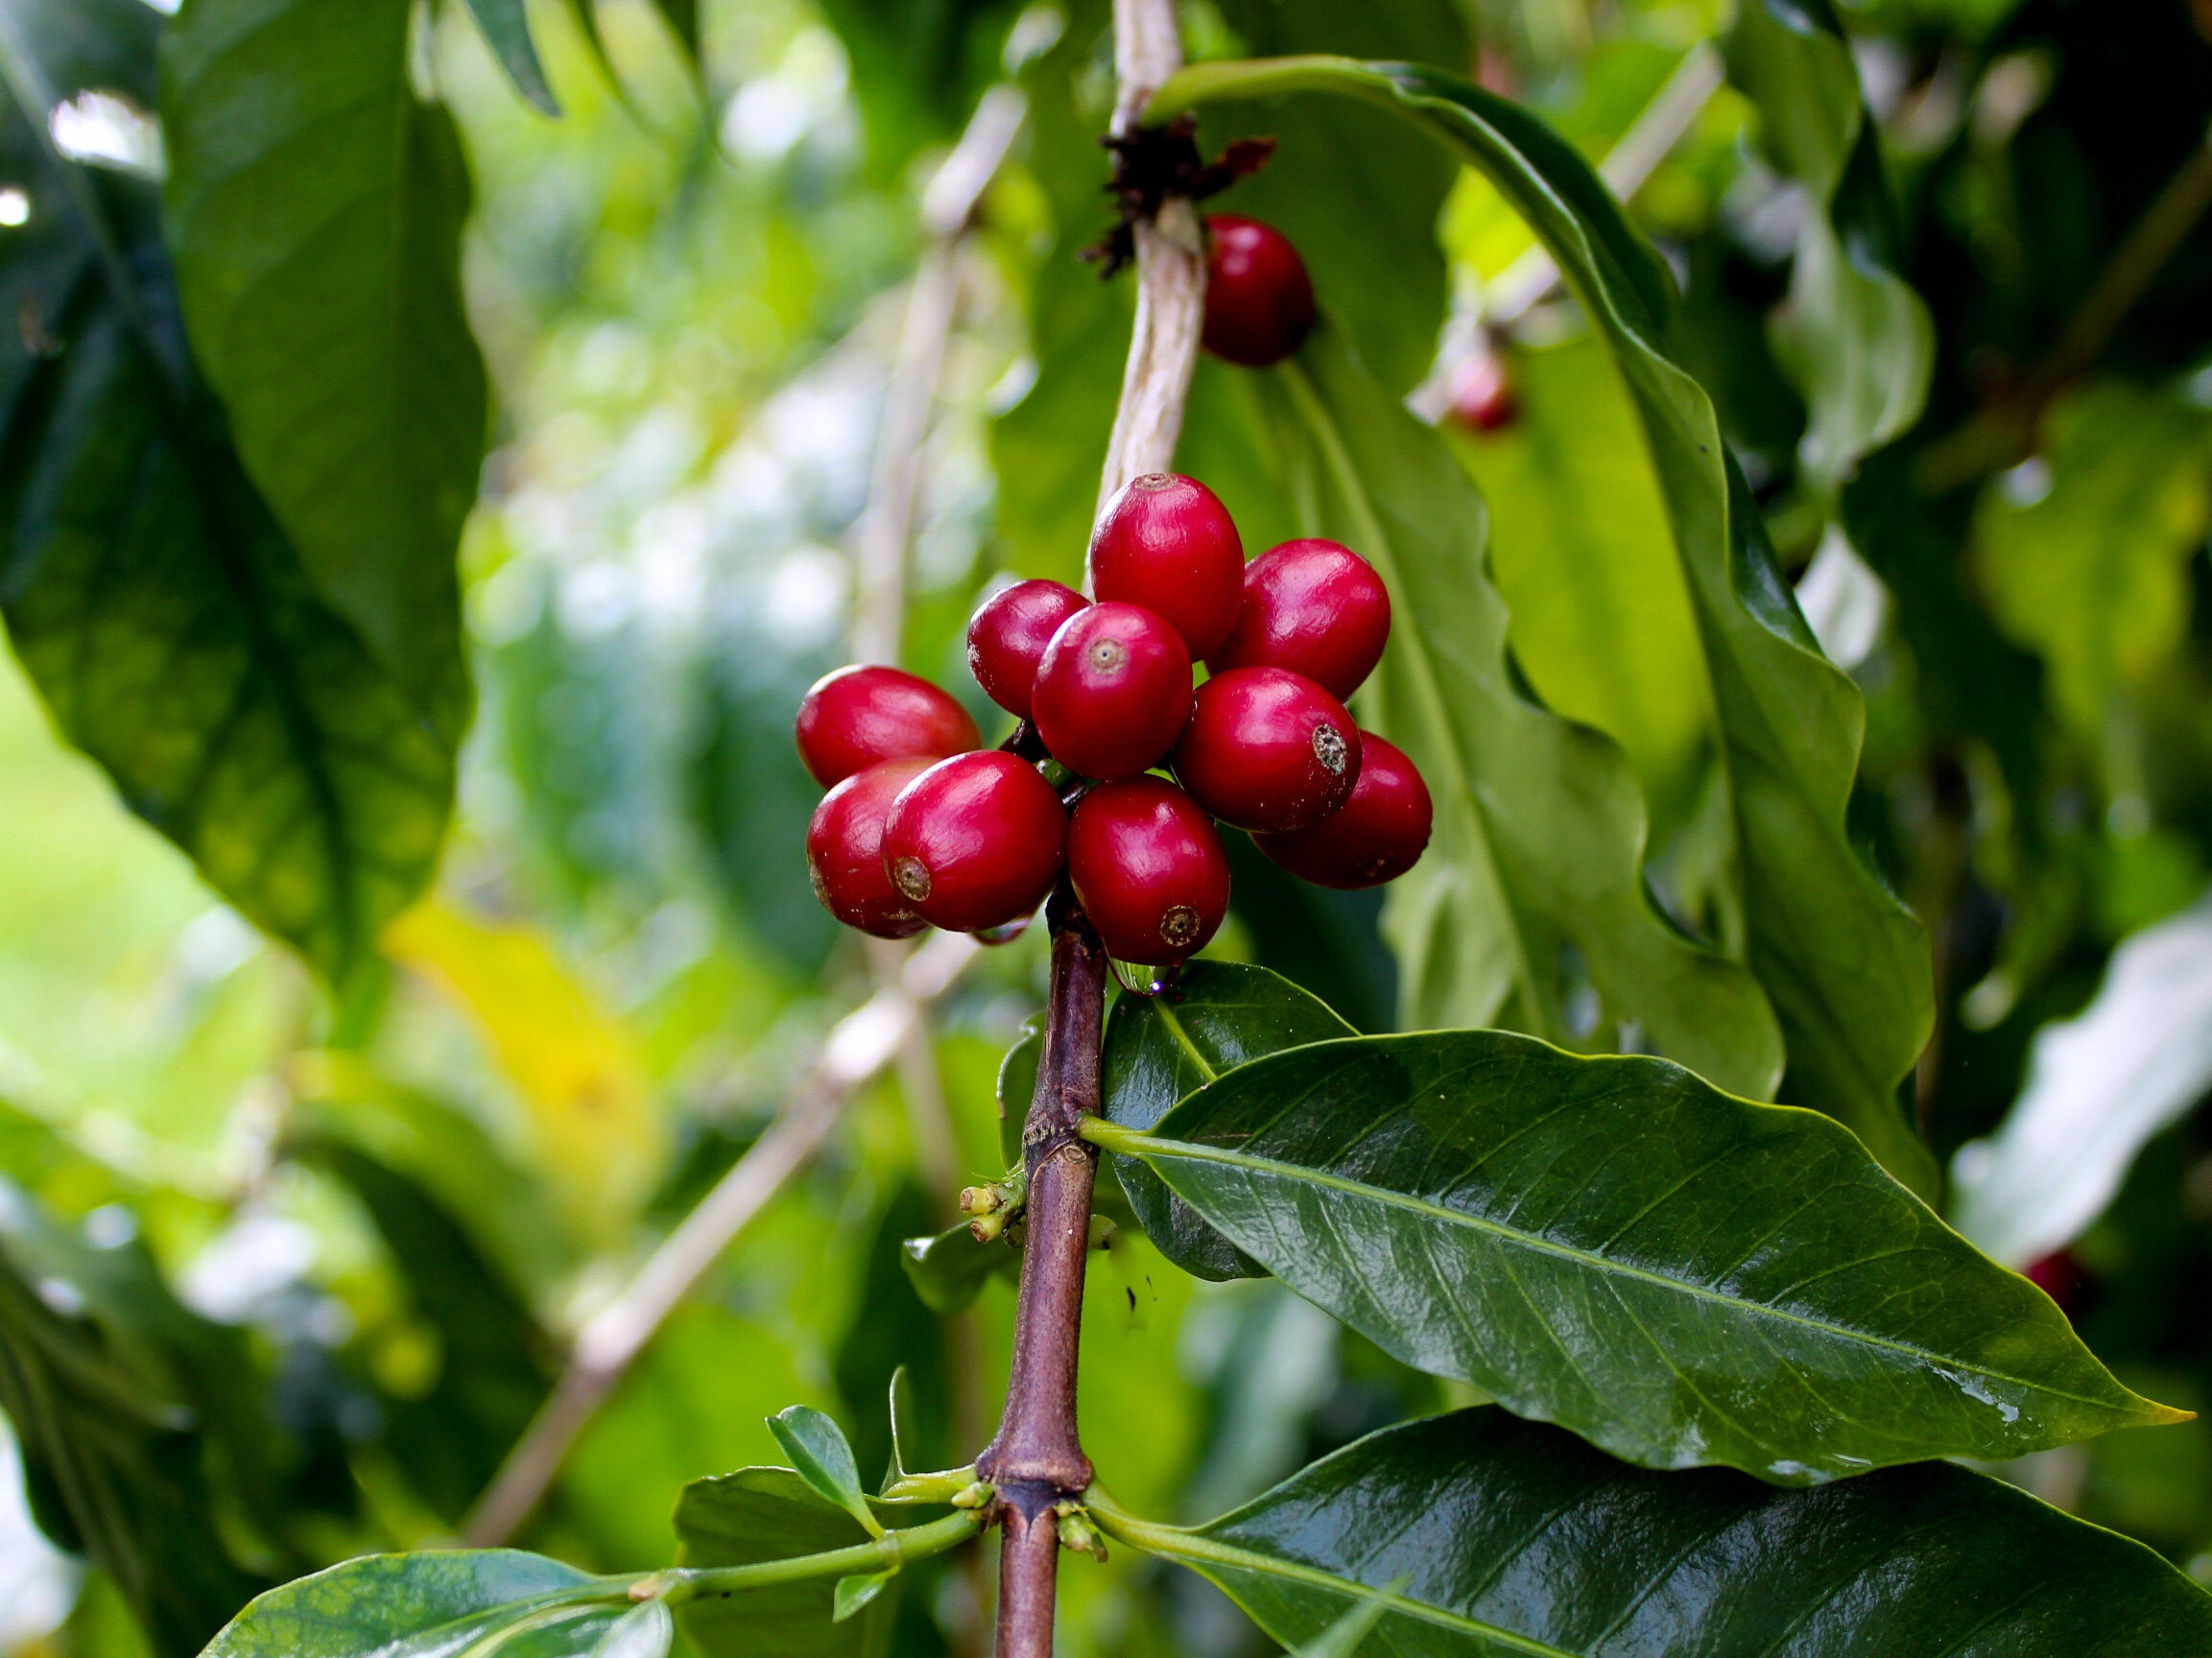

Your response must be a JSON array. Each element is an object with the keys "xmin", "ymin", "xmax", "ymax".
[
  {"xmin": 463, "ymin": 0, "xmax": 561, "ymax": 115},
  {"xmin": 202, "ymin": 1551, "xmax": 612, "ymax": 1658},
  {"xmin": 163, "ymin": 0, "xmax": 486, "ymax": 747},
  {"xmin": 900, "ymin": 1223, "xmax": 1017, "ymax": 1314},
  {"xmin": 1970, "ymin": 381, "xmax": 2212, "ymax": 734},
  {"xmin": 1724, "ymin": 0, "xmax": 1934, "ymax": 496},
  {"xmin": 674, "ymin": 1468, "xmax": 896, "ymax": 1658},
  {"xmin": 1254, "ymin": 326, "xmax": 1786, "ymax": 1102},
  {"xmin": 1094, "ymin": 1030, "xmax": 2177, "ymax": 1481},
  {"xmin": 767, "ymin": 1406, "xmax": 883, "ymax": 1537},
  {"xmin": 0, "ymin": 1183, "xmax": 267, "ymax": 1658},
  {"xmin": 830, "ymin": 1572, "xmax": 894, "ymax": 1623},
  {"xmin": 1100, "ymin": 960, "xmax": 1351, "ymax": 1280},
  {"xmin": 588, "ymin": 1600, "xmax": 674, "ymax": 1658},
  {"xmin": 1105, "ymin": 1409, "xmax": 2212, "ymax": 1656},
  {"xmin": 1156, "ymin": 57, "xmax": 1938, "ymax": 1195},
  {"xmin": 0, "ymin": 0, "xmax": 454, "ymax": 989}
]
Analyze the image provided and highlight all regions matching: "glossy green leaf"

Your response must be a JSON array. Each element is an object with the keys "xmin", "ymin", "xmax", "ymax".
[
  {"xmin": 201, "ymin": 1551, "xmax": 618, "ymax": 1658},
  {"xmin": 767, "ymin": 1405, "xmax": 882, "ymax": 1537},
  {"xmin": 162, "ymin": 0, "xmax": 486, "ymax": 746},
  {"xmin": 1100, "ymin": 960, "xmax": 1351, "ymax": 1280},
  {"xmin": 1971, "ymin": 381, "xmax": 2212, "ymax": 734},
  {"xmin": 995, "ymin": 1015, "xmax": 1041, "ymax": 1169},
  {"xmin": 1724, "ymin": 0, "xmax": 1934, "ymax": 496},
  {"xmin": 1257, "ymin": 326, "xmax": 1784, "ymax": 1101},
  {"xmin": 0, "ymin": 1183, "xmax": 266, "ymax": 1658},
  {"xmin": 590, "ymin": 1600, "xmax": 674, "ymax": 1658},
  {"xmin": 1156, "ymin": 57, "xmax": 1938, "ymax": 1194},
  {"xmin": 1090, "ymin": 1030, "xmax": 2176, "ymax": 1481},
  {"xmin": 830, "ymin": 1571, "xmax": 893, "ymax": 1623},
  {"xmin": 0, "ymin": 1, "xmax": 454, "ymax": 988},
  {"xmin": 900, "ymin": 1222, "xmax": 1016, "ymax": 1314},
  {"xmin": 463, "ymin": 0, "xmax": 561, "ymax": 115},
  {"xmin": 673, "ymin": 1467, "xmax": 896, "ymax": 1658},
  {"xmin": 1286, "ymin": 1583, "xmax": 1393, "ymax": 1658},
  {"xmin": 1099, "ymin": 1408, "xmax": 2212, "ymax": 1655},
  {"xmin": 1445, "ymin": 334, "xmax": 1715, "ymax": 841}
]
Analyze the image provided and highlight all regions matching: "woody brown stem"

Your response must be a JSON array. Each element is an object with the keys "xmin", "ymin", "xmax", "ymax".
[{"xmin": 975, "ymin": 892, "xmax": 1108, "ymax": 1658}]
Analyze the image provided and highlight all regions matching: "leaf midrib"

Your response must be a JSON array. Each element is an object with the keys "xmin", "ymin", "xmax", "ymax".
[
  {"xmin": 1105, "ymin": 1123, "xmax": 2121, "ymax": 1415},
  {"xmin": 1128, "ymin": 1520, "xmax": 1577, "ymax": 1658}
]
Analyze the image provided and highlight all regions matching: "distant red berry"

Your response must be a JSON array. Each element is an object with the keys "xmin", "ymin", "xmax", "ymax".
[
  {"xmin": 795, "ymin": 664, "xmax": 981, "ymax": 789},
  {"xmin": 1254, "ymin": 734, "xmax": 1431, "ymax": 888},
  {"xmin": 1031, "ymin": 603, "xmax": 1193, "ymax": 780},
  {"xmin": 1068, "ymin": 778, "xmax": 1230, "ymax": 965},
  {"xmin": 1448, "ymin": 349, "xmax": 1517, "ymax": 433},
  {"xmin": 1174, "ymin": 667, "xmax": 1360, "ymax": 832},
  {"xmin": 968, "ymin": 579, "xmax": 1089, "ymax": 720},
  {"xmin": 881, "ymin": 751, "xmax": 1066, "ymax": 933},
  {"xmin": 1201, "ymin": 215, "xmax": 1316, "ymax": 367},
  {"xmin": 806, "ymin": 757, "xmax": 934, "ymax": 937},
  {"xmin": 1209, "ymin": 539, "xmax": 1391, "ymax": 700},
  {"xmin": 1089, "ymin": 473, "xmax": 1246, "ymax": 659},
  {"xmin": 2024, "ymin": 1250, "xmax": 2091, "ymax": 1323}
]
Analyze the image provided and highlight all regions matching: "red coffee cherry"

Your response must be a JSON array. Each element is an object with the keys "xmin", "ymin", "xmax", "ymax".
[
  {"xmin": 1174, "ymin": 667, "xmax": 1360, "ymax": 832},
  {"xmin": 1067, "ymin": 778, "xmax": 1230, "ymax": 965},
  {"xmin": 1201, "ymin": 214, "xmax": 1316, "ymax": 367},
  {"xmin": 795, "ymin": 664, "xmax": 981, "ymax": 788},
  {"xmin": 1209, "ymin": 538, "xmax": 1391, "ymax": 700},
  {"xmin": 1253, "ymin": 733, "xmax": 1432, "ymax": 888},
  {"xmin": 1448, "ymin": 348, "xmax": 1517, "ymax": 433},
  {"xmin": 1089, "ymin": 473, "xmax": 1245, "ymax": 659},
  {"xmin": 968, "ymin": 579, "xmax": 1089, "ymax": 720},
  {"xmin": 1031, "ymin": 602, "xmax": 1194, "ymax": 780},
  {"xmin": 806, "ymin": 757, "xmax": 934, "ymax": 937},
  {"xmin": 880, "ymin": 751, "xmax": 1066, "ymax": 932}
]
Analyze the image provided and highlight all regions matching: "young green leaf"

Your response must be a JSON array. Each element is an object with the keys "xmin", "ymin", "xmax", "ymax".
[
  {"xmin": 1095, "ymin": 1409, "xmax": 2212, "ymax": 1656},
  {"xmin": 201, "ymin": 1551, "xmax": 615, "ymax": 1658},
  {"xmin": 1090, "ymin": 1030, "xmax": 2180, "ymax": 1482},
  {"xmin": 766, "ymin": 1406, "xmax": 884, "ymax": 1537},
  {"xmin": 1154, "ymin": 57, "xmax": 1938, "ymax": 1196},
  {"xmin": 463, "ymin": 0, "xmax": 562, "ymax": 115},
  {"xmin": 1254, "ymin": 326, "xmax": 1786, "ymax": 1103},
  {"xmin": 830, "ymin": 1571, "xmax": 894, "ymax": 1623},
  {"xmin": 162, "ymin": 0, "xmax": 486, "ymax": 749},
  {"xmin": 674, "ymin": 1467, "xmax": 899, "ymax": 1658},
  {"xmin": 1101, "ymin": 960, "xmax": 1353, "ymax": 1280}
]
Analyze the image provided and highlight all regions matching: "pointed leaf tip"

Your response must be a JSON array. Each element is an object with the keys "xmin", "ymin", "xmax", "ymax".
[{"xmin": 768, "ymin": 1405, "xmax": 883, "ymax": 1536}]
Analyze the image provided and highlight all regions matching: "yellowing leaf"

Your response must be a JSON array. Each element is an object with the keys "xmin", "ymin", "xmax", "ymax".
[{"xmin": 382, "ymin": 903, "xmax": 661, "ymax": 1238}]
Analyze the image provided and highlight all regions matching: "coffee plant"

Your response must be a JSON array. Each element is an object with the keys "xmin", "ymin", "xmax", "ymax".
[{"xmin": 3, "ymin": 0, "xmax": 2212, "ymax": 1655}]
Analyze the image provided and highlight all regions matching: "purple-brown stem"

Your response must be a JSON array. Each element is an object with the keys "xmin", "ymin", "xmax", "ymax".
[{"xmin": 976, "ymin": 888, "xmax": 1108, "ymax": 1658}]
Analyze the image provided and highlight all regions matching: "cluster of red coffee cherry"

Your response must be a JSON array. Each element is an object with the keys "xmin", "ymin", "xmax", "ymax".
[{"xmin": 797, "ymin": 472, "xmax": 1433, "ymax": 967}]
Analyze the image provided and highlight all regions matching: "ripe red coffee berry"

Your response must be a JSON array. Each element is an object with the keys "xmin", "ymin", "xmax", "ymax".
[
  {"xmin": 1089, "ymin": 473, "xmax": 1245, "ymax": 659},
  {"xmin": 795, "ymin": 664, "xmax": 981, "ymax": 788},
  {"xmin": 967, "ymin": 579, "xmax": 1088, "ymax": 720},
  {"xmin": 806, "ymin": 757, "xmax": 934, "ymax": 937},
  {"xmin": 1449, "ymin": 349, "xmax": 1517, "ymax": 433},
  {"xmin": 1209, "ymin": 538, "xmax": 1391, "ymax": 700},
  {"xmin": 880, "ymin": 750, "xmax": 1066, "ymax": 933},
  {"xmin": 1031, "ymin": 602, "xmax": 1194, "ymax": 780},
  {"xmin": 1254, "ymin": 733, "xmax": 1432, "ymax": 888},
  {"xmin": 1067, "ymin": 778, "xmax": 1230, "ymax": 965},
  {"xmin": 1174, "ymin": 667, "xmax": 1360, "ymax": 832},
  {"xmin": 1201, "ymin": 214, "xmax": 1316, "ymax": 367}
]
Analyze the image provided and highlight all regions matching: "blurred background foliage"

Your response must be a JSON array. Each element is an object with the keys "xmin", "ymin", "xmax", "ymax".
[{"xmin": 2, "ymin": 0, "xmax": 2212, "ymax": 1652}]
